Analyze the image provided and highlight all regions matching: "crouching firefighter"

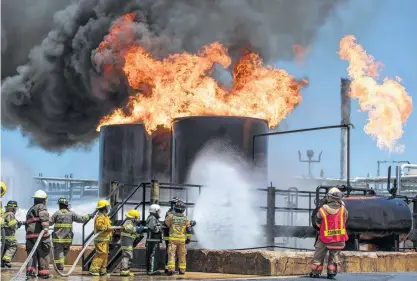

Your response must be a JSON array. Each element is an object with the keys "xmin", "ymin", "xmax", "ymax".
[
  {"xmin": 146, "ymin": 204, "xmax": 163, "ymax": 275},
  {"xmin": 309, "ymin": 187, "xmax": 348, "ymax": 279},
  {"xmin": 1, "ymin": 201, "xmax": 23, "ymax": 268},
  {"xmin": 163, "ymin": 197, "xmax": 179, "ymax": 273},
  {"xmin": 89, "ymin": 200, "xmax": 112, "ymax": 276},
  {"xmin": 26, "ymin": 190, "xmax": 51, "ymax": 279},
  {"xmin": 120, "ymin": 209, "xmax": 147, "ymax": 277},
  {"xmin": 50, "ymin": 198, "xmax": 96, "ymax": 271},
  {"xmin": 165, "ymin": 200, "xmax": 191, "ymax": 276}
]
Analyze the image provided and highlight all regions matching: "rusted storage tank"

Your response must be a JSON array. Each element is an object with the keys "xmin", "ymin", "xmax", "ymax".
[
  {"xmin": 98, "ymin": 124, "xmax": 151, "ymax": 199},
  {"xmin": 171, "ymin": 116, "xmax": 269, "ymax": 184},
  {"xmin": 312, "ymin": 196, "xmax": 412, "ymax": 250}
]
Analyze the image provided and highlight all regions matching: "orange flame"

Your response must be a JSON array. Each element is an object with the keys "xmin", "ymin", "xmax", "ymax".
[
  {"xmin": 95, "ymin": 14, "xmax": 307, "ymax": 134},
  {"xmin": 339, "ymin": 35, "xmax": 412, "ymax": 152}
]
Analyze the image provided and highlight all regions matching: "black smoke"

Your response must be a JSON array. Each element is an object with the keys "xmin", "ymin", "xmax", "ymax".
[{"xmin": 1, "ymin": 0, "xmax": 347, "ymax": 151}]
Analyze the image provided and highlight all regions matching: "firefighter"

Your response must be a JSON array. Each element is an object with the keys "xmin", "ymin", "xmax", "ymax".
[
  {"xmin": 145, "ymin": 204, "xmax": 163, "ymax": 275},
  {"xmin": 1, "ymin": 201, "xmax": 23, "ymax": 268},
  {"xmin": 0, "ymin": 181, "xmax": 7, "ymax": 225},
  {"xmin": 49, "ymin": 198, "xmax": 96, "ymax": 270},
  {"xmin": 120, "ymin": 209, "xmax": 147, "ymax": 276},
  {"xmin": 89, "ymin": 199, "xmax": 112, "ymax": 276},
  {"xmin": 163, "ymin": 197, "xmax": 179, "ymax": 273},
  {"xmin": 165, "ymin": 200, "xmax": 191, "ymax": 276},
  {"xmin": 26, "ymin": 190, "xmax": 51, "ymax": 279},
  {"xmin": 309, "ymin": 187, "xmax": 348, "ymax": 279}
]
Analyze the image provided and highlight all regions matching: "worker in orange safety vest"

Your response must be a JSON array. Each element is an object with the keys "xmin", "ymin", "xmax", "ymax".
[{"xmin": 309, "ymin": 187, "xmax": 348, "ymax": 280}]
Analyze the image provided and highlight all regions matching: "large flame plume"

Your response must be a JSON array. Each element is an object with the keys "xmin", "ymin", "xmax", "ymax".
[
  {"xmin": 95, "ymin": 14, "xmax": 307, "ymax": 134},
  {"xmin": 339, "ymin": 35, "xmax": 412, "ymax": 152}
]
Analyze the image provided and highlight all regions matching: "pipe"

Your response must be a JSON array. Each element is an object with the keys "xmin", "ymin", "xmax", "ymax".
[{"xmin": 10, "ymin": 230, "xmax": 46, "ymax": 281}]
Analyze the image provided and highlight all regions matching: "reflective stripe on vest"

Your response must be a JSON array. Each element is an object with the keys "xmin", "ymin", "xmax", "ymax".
[
  {"xmin": 169, "ymin": 215, "xmax": 187, "ymax": 242},
  {"xmin": 121, "ymin": 232, "xmax": 137, "ymax": 239},
  {"xmin": 5, "ymin": 236, "xmax": 16, "ymax": 241},
  {"xmin": 319, "ymin": 206, "xmax": 348, "ymax": 244}
]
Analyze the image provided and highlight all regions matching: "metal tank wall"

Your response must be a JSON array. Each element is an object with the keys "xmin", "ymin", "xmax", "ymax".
[
  {"xmin": 99, "ymin": 124, "xmax": 151, "ymax": 200},
  {"xmin": 171, "ymin": 116, "xmax": 269, "ymax": 184}
]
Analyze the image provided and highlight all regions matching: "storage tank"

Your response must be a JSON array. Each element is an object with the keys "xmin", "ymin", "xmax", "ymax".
[
  {"xmin": 171, "ymin": 116, "xmax": 269, "ymax": 184},
  {"xmin": 99, "ymin": 124, "xmax": 151, "ymax": 199},
  {"xmin": 312, "ymin": 196, "xmax": 412, "ymax": 250}
]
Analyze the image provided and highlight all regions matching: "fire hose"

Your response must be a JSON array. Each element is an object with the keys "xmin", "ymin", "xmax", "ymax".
[
  {"xmin": 10, "ymin": 226, "xmax": 122, "ymax": 280},
  {"xmin": 51, "ymin": 226, "xmax": 122, "ymax": 277}
]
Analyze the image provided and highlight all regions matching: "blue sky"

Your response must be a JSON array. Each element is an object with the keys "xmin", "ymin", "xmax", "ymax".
[{"xmin": 1, "ymin": 0, "xmax": 416, "ymax": 182}]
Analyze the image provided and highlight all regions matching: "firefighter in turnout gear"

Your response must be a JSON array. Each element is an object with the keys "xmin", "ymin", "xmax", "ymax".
[
  {"xmin": 89, "ymin": 200, "xmax": 112, "ymax": 276},
  {"xmin": 309, "ymin": 187, "xmax": 348, "ymax": 279},
  {"xmin": 0, "ymin": 181, "xmax": 7, "ymax": 226},
  {"xmin": 146, "ymin": 204, "xmax": 163, "ymax": 275},
  {"xmin": 25, "ymin": 190, "xmax": 51, "ymax": 279},
  {"xmin": 1, "ymin": 201, "xmax": 23, "ymax": 268},
  {"xmin": 163, "ymin": 197, "xmax": 179, "ymax": 273},
  {"xmin": 165, "ymin": 200, "xmax": 191, "ymax": 275},
  {"xmin": 49, "ymin": 198, "xmax": 95, "ymax": 270},
  {"xmin": 120, "ymin": 209, "xmax": 147, "ymax": 276}
]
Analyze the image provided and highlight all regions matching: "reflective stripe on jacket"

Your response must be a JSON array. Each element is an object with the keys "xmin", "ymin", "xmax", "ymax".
[{"xmin": 319, "ymin": 205, "xmax": 348, "ymax": 246}]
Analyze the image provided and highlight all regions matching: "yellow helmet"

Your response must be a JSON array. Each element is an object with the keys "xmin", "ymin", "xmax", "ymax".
[
  {"xmin": 126, "ymin": 209, "xmax": 140, "ymax": 219},
  {"xmin": 96, "ymin": 199, "xmax": 110, "ymax": 209},
  {"xmin": 1, "ymin": 181, "xmax": 7, "ymax": 197}
]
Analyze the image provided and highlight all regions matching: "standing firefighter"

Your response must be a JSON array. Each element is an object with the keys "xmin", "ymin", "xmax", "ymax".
[
  {"xmin": 89, "ymin": 200, "xmax": 112, "ymax": 276},
  {"xmin": 1, "ymin": 201, "xmax": 23, "ymax": 268},
  {"xmin": 146, "ymin": 204, "xmax": 163, "ymax": 275},
  {"xmin": 163, "ymin": 197, "xmax": 179, "ymax": 273},
  {"xmin": 26, "ymin": 190, "xmax": 51, "ymax": 279},
  {"xmin": 309, "ymin": 187, "xmax": 348, "ymax": 279},
  {"xmin": 120, "ymin": 209, "xmax": 147, "ymax": 276},
  {"xmin": 165, "ymin": 200, "xmax": 191, "ymax": 276},
  {"xmin": 0, "ymin": 181, "xmax": 7, "ymax": 225},
  {"xmin": 49, "ymin": 198, "xmax": 95, "ymax": 271}
]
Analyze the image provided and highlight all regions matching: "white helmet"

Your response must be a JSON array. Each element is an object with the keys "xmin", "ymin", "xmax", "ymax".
[
  {"xmin": 149, "ymin": 204, "xmax": 161, "ymax": 215},
  {"xmin": 327, "ymin": 187, "xmax": 344, "ymax": 200},
  {"xmin": 32, "ymin": 190, "xmax": 48, "ymax": 199}
]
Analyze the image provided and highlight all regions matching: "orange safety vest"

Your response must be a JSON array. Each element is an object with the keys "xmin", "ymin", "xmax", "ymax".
[{"xmin": 319, "ymin": 205, "xmax": 348, "ymax": 244}]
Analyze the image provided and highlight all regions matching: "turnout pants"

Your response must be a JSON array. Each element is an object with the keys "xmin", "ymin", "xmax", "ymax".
[
  {"xmin": 120, "ymin": 247, "xmax": 133, "ymax": 276},
  {"xmin": 2, "ymin": 239, "xmax": 18, "ymax": 263},
  {"xmin": 309, "ymin": 240, "xmax": 342, "ymax": 275},
  {"xmin": 146, "ymin": 242, "xmax": 160, "ymax": 274},
  {"xmin": 89, "ymin": 242, "xmax": 109, "ymax": 275},
  {"xmin": 26, "ymin": 238, "xmax": 51, "ymax": 277},
  {"xmin": 53, "ymin": 243, "xmax": 71, "ymax": 270},
  {"xmin": 167, "ymin": 241, "xmax": 186, "ymax": 274}
]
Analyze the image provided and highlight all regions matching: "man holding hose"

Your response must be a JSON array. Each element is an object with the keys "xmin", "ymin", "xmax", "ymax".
[
  {"xmin": 25, "ymin": 190, "xmax": 51, "ymax": 279},
  {"xmin": 50, "ymin": 198, "xmax": 96, "ymax": 271},
  {"xmin": 89, "ymin": 200, "xmax": 112, "ymax": 276}
]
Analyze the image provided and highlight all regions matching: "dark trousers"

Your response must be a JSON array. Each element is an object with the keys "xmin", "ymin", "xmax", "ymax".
[{"xmin": 146, "ymin": 242, "xmax": 160, "ymax": 274}]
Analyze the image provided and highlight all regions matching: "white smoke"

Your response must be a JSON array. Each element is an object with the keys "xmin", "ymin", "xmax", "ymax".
[{"xmin": 189, "ymin": 141, "xmax": 265, "ymax": 250}]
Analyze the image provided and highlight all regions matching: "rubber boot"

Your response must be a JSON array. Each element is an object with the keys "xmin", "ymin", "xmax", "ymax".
[
  {"xmin": 309, "ymin": 271, "xmax": 321, "ymax": 278},
  {"xmin": 1, "ymin": 261, "xmax": 11, "ymax": 268},
  {"xmin": 166, "ymin": 270, "xmax": 175, "ymax": 276},
  {"xmin": 148, "ymin": 271, "xmax": 161, "ymax": 276},
  {"xmin": 179, "ymin": 270, "xmax": 185, "ymax": 275},
  {"xmin": 327, "ymin": 273, "xmax": 336, "ymax": 279},
  {"xmin": 26, "ymin": 272, "xmax": 37, "ymax": 279},
  {"xmin": 38, "ymin": 274, "xmax": 51, "ymax": 279}
]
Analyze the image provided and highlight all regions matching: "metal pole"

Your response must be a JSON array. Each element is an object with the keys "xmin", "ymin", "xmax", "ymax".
[
  {"xmin": 340, "ymin": 78, "xmax": 351, "ymax": 181},
  {"xmin": 266, "ymin": 183, "xmax": 276, "ymax": 250}
]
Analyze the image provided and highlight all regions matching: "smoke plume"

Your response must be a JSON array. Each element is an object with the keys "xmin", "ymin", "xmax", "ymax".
[{"xmin": 1, "ymin": 0, "xmax": 346, "ymax": 151}]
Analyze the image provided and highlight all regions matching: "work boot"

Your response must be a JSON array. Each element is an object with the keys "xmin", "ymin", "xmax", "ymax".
[
  {"xmin": 38, "ymin": 274, "xmax": 51, "ymax": 279},
  {"xmin": 26, "ymin": 272, "xmax": 37, "ymax": 279},
  {"xmin": 179, "ymin": 270, "xmax": 185, "ymax": 275},
  {"xmin": 89, "ymin": 272, "xmax": 100, "ymax": 276},
  {"xmin": 309, "ymin": 272, "xmax": 321, "ymax": 278},
  {"xmin": 166, "ymin": 270, "xmax": 175, "ymax": 276},
  {"xmin": 1, "ymin": 261, "xmax": 11, "ymax": 268},
  {"xmin": 327, "ymin": 273, "xmax": 336, "ymax": 279},
  {"xmin": 148, "ymin": 271, "xmax": 161, "ymax": 276}
]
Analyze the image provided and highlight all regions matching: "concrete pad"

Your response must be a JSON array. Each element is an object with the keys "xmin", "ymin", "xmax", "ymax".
[{"xmin": 11, "ymin": 245, "xmax": 417, "ymax": 276}]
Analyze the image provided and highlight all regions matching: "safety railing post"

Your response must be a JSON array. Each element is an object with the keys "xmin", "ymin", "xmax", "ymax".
[{"xmin": 266, "ymin": 183, "xmax": 276, "ymax": 250}]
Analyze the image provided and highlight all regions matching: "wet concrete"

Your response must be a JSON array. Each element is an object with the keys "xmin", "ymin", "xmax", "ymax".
[{"xmin": 2, "ymin": 266, "xmax": 417, "ymax": 281}]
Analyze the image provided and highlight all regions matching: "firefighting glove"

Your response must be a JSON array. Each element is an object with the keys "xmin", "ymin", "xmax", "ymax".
[
  {"xmin": 185, "ymin": 239, "xmax": 191, "ymax": 244},
  {"xmin": 87, "ymin": 213, "xmax": 96, "ymax": 220},
  {"xmin": 190, "ymin": 220, "xmax": 196, "ymax": 227},
  {"xmin": 17, "ymin": 221, "xmax": 24, "ymax": 229},
  {"xmin": 136, "ymin": 225, "xmax": 148, "ymax": 233}
]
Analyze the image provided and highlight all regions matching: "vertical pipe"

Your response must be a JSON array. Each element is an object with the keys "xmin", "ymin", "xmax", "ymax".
[
  {"xmin": 266, "ymin": 184, "xmax": 276, "ymax": 250},
  {"xmin": 413, "ymin": 196, "xmax": 417, "ymax": 249},
  {"xmin": 340, "ymin": 78, "xmax": 351, "ymax": 181},
  {"xmin": 347, "ymin": 125, "xmax": 351, "ymax": 190},
  {"xmin": 150, "ymin": 179, "xmax": 160, "ymax": 204}
]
